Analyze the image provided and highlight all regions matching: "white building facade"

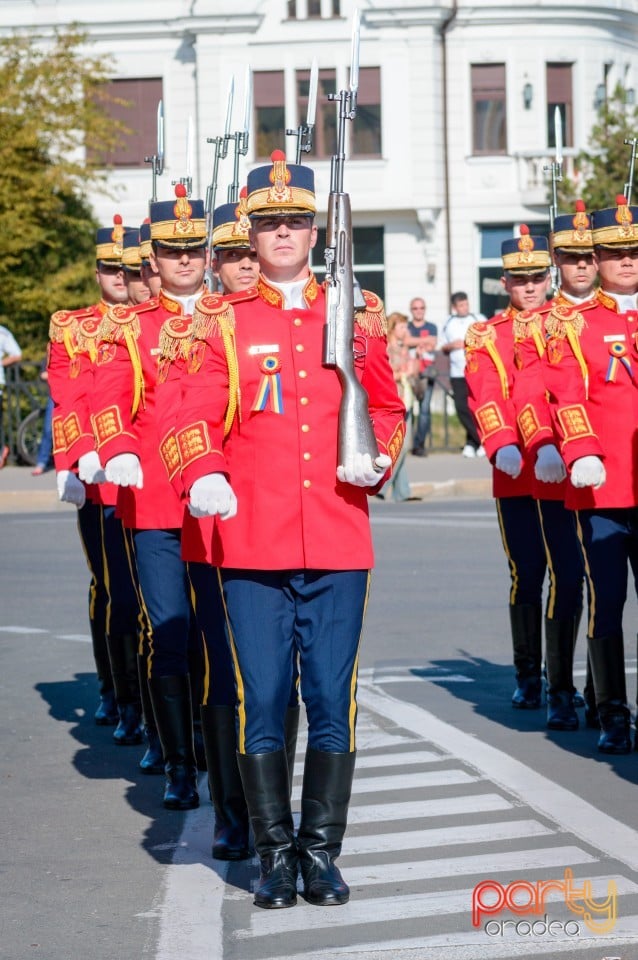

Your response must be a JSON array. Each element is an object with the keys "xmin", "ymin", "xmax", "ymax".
[{"xmin": 3, "ymin": 0, "xmax": 638, "ymax": 321}]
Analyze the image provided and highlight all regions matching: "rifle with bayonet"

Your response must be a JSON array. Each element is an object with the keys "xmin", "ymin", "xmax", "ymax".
[
  {"xmin": 204, "ymin": 77, "xmax": 234, "ymax": 290},
  {"xmin": 623, "ymin": 136, "xmax": 638, "ymax": 204},
  {"xmin": 226, "ymin": 67, "xmax": 251, "ymax": 203},
  {"xmin": 286, "ymin": 58, "xmax": 318, "ymax": 163},
  {"xmin": 322, "ymin": 9, "xmax": 381, "ymax": 470},
  {"xmin": 144, "ymin": 100, "xmax": 165, "ymax": 203},
  {"xmin": 543, "ymin": 105, "xmax": 563, "ymax": 294}
]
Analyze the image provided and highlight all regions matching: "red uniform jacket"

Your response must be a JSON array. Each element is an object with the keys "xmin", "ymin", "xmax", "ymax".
[
  {"xmin": 541, "ymin": 290, "xmax": 638, "ymax": 510},
  {"xmin": 465, "ymin": 304, "xmax": 565, "ymax": 501},
  {"xmin": 47, "ymin": 302, "xmax": 117, "ymax": 507},
  {"xmin": 91, "ymin": 292, "xmax": 194, "ymax": 529},
  {"xmin": 174, "ymin": 275, "xmax": 405, "ymax": 570}
]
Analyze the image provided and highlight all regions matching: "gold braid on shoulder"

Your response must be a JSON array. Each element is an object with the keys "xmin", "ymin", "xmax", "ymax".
[
  {"xmin": 191, "ymin": 293, "xmax": 240, "ymax": 435},
  {"xmin": 355, "ymin": 291, "xmax": 388, "ymax": 338}
]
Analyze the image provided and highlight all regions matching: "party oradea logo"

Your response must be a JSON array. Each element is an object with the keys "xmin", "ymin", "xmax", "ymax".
[{"xmin": 472, "ymin": 868, "xmax": 617, "ymax": 938}]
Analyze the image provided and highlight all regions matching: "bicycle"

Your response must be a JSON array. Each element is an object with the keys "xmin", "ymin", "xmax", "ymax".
[{"xmin": 16, "ymin": 403, "xmax": 47, "ymax": 467}]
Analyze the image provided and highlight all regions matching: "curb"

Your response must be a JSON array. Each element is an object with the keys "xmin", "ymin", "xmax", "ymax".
[{"xmin": 410, "ymin": 477, "xmax": 492, "ymax": 500}]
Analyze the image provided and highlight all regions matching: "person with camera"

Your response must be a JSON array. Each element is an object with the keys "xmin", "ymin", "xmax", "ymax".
[{"xmin": 440, "ymin": 291, "xmax": 485, "ymax": 458}]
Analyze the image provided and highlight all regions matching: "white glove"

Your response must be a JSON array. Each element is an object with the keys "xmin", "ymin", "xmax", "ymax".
[
  {"xmin": 534, "ymin": 444, "xmax": 566, "ymax": 484},
  {"xmin": 78, "ymin": 451, "xmax": 106, "ymax": 484},
  {"xmin": 337, "ymin": 452, "xmax": 393, "ymax": 487},
  {"xmin": 494, "ymin": 444, "xmax": 523, "ymax": 479},
  {"xmin": 570, "ymin": 456, "xmax": 606, "ymax": 489},
  {"xmin": 105, "ymin": 453, "xmax": 144, "ymax": 488},
  {"xmin": 56, "ymin": 470, "xmax": 86, "ymax": 509},
  {"xmin": 188, "ymin": 473, "xmax": 237, "ymax": 519}
]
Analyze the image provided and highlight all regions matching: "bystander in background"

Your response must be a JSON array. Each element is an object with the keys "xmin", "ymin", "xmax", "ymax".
[
  {"xmin": 31, "ymin": 361, "xmax": 53, "ymax": 475},
  {"xmin": 378, "ymin": 312, "xmax": 419, "ymax": 501},
  {"xmin": 406, "ymin": 297, "xmax": 438, "ymax": 457},
  {"xmin": 439, "ymin": 291, "xmax": 485, "ymax": 458},
  {"xmin": 0, "ymin": 323, "xmax": 22, "ymax": 468}
]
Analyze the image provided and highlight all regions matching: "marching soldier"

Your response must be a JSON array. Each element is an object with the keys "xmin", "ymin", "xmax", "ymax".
[
  {"xmin": 48, "ymin": 217, "xmax": 142, "ymax": 742},
  {"xmin": 157, "ymin": 191, "xmax": 299, "ymax": 860},
  {"xmin": 512, "ymin": 204, "xmax": 597, "ymax": 729},
  {"xmin": 122, "ymin": 227, "xmax": 153, "ymax": 306},
  {"xmin": 173, "ymin": 152, "xmax": 404, "ymax": 908},
  {"xmin": 139, "ymin": 218, "xmax": 162, "ymax": 299},
  {"xmin": 540, "ymin": 195, "xmax": 638, "ymax": 754},
  {"xmin": 466, "ymin": 228, "xmax": 584, "ymax": 730},
  {"xmin": 91, "ymin": 185, "xmax": 208, "ymax": 809}
]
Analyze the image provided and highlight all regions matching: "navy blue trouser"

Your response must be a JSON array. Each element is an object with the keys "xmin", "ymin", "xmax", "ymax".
[
  {"xmin": 496, "ymin": 496, "xmax": 584, "ymax": 618},
  {"xmin": 220, "ymin": 568, "xmax": 369, "ymax": 754},
  {"xmin": 576, "ymin": 507, "xmax": 638, "ymax": 639},
  {"xmin": 537, "ymin": 498, "xmax": 584, "ymax": 621},
  {"xmin": 187, "ymin": 561, "xmax": 300, "ymax": 709},
  {"xmin": 76, "ymin": 500, "xmax": 111, "ymax": 689},
  {"xmin": 132, "ymin": 528, "xmax": 192, "ymax": 678},
  {"xmin": 101, "ymin": 506, "xmax": 139, "ymax": 638},
  {"xmin": 496, "ymin": 496, "xmax": 547, "ymax": 607}
]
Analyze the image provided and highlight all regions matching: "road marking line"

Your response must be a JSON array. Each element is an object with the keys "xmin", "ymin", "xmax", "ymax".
[
  {"xmin": 342, "ymin": 818, "xmax": 553, "ymax": 856},
  {"xmin": 346, "ymin": 794, "xmax": 513, "ymax": 824},
  {"xmin": 358, "ymin": 679, "xmax": 638, "ymax": 872}
]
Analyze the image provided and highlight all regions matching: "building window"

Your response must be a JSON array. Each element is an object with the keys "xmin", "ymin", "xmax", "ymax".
[
  {"xmin": 546, "ymin": 63, "xmax": 573, "ymax": 149},
  {"xmin": 89, "ymin": 77, "xmax": 162, "ymax": 168},
  {"xmin": 311, "ymin": 226, "xmax": 385, "ymax": 300},
  {"xmin": 254, "ymin": 71, "xmax": 285, "ymax": 160},
  {"xmin": 351, "ymin": 67, "xmax": 382, "ymax": 157},
  {"xmin": 296, "ymin": 68, "xmax": 337, "ymax": 159},
  {"xmin": 286, "ymin": 0, "xmax": 340, "ymax": 17},
  {"xmin": 471, "ymin": 64, "xmax": 507, "ymax": 155}
]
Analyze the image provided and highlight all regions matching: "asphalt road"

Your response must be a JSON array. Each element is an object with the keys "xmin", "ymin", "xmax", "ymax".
[{"xmin": 2, "ymin": 498, "xmax": 638, "ymax": 960}]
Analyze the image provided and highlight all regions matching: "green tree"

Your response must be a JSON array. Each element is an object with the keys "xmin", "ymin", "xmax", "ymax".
[
  {"xmin": 0, "ymin": 28, "xmax": 126, "ymax": 359},
  {"xmin": 559, "ymin": 83, "xmax": 638, "ymax": 213}
]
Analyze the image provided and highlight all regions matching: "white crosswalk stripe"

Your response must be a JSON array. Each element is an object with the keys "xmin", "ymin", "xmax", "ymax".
[{"xmin": 159, "ymin": 689, "xmax": 638, "ymax": 960}]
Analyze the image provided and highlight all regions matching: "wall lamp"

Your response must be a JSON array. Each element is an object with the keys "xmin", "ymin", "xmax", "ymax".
[{"xmin": 523, "ymin": 82, "xmax": 533, "ymax": 110}]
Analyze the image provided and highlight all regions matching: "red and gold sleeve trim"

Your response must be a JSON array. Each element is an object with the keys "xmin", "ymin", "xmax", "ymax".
[
  {"xmin": 176, "ymin": 421, "xmax": 222, "ymax": 469},
  {"xmin": 159, "ymin": 430, "xmax": 181, "ymax": 481},
  {"xmin": 92, "ymin": 405, "xmax": 127, "ymax": 449},
  {"xmin": 556, "ymin": 404, "xmax": 596, "ymax": 444},
  {"xmin": 62, "ymin": 413, "xmax": 91, "ymax": 451},
  {"xmin": 384, "ymin": 422, "xmax": 406, "ymax": 468},
  {"xmin": 475, "ymin": 401, "xmax": 507, "ymax": 440},
  {"xmin": 517, "ymin": 403, "xmax": 553, "ymax": 448},
  {"xmin": 52, "ymin": 416, "xmax": 66, "ymax": 455}
]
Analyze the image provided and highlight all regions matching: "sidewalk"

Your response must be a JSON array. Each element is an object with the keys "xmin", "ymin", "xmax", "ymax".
[{"xmin": 0, "ymin": 452, "xmax": 493, "ymax": 513}]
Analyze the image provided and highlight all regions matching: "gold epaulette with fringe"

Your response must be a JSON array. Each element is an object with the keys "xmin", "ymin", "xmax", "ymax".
[
  {"xmin": 513, "ymin": 310, "xmax": 543, "ymax": 340},
  {"xmin": 75, "ymin": 314, "xmax": 103, "ymax": 358},
  {"xmin": 465, "ymin": 320, "xmax": 496, "ymax": 351},
  {"xmin": 545, "ymin": 303, "xmax": 586, "ymax": 340},
  {"xmin": 191, "ymin": 293, "xmax": 236, "ymax": 341},
  {"xmin": 355, "ymin": 290, "xmax": 388, "ymax": 338},
  {"xmin": 159, "ymin": 315, "xmax": 193, "ymax": 362},
  {"xmin": 98, "ymin": 304, "xmax": 141, "ymax": 344},
  {"xmin": 48, "ymin": 310, "xmax": 77, "ymax": 344}
]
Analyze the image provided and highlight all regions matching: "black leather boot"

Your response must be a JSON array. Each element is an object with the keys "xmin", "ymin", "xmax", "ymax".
[
  {"xmin": 237, "ymin": 749, "xmax": 298, "ymax": 909},
  {"xmin": 297, "ymin": 748, "xmax": 356, "ymax": 906},
  {"xmin": 137, "ymin": 654, "xmax": 164, "ymax": 774},
  {"xmin": 149, "ymin": 674, "xmax": 199, "ymax": 809},
  {"xmin": 91, "ymin": 620, "xmax": 118, "ymax": 725},
  {"xmin": 545, "ymin": 618, "xmax": 578, "ymax": 731},
  {"xmin": 583, "ymin": 654, "xmax": 599, "ymax": 729},
  {"xmin": 510, "ymin": 604, "xmax": 543, "ymax": 708},
  {"xmin": 200, "ymin": 704, "xmax": 250, "ymax": 860},
  {"xmin": 588, "ymin": 635, "xmax": 631, "ymax": 754},
  {"xmin": 110, "ymin": 633, "xmax": 143, "ymax": 745},
  {"xmin": 285, "ymin": 705, "xmax": 300, "ymax": 788}
]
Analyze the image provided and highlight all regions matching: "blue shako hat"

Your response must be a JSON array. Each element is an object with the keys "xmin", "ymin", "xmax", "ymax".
[
  {"xmin": 246, "ymin": 149, "xmax": 316, "ymax": 217},
  {"xmin": 591, "ymin": 195, "xmax": 638, "ymax": 248},
  {"xmin": 150, "ymin": 183, "xmax": 207, "ymax": 248},
  {"xmin": 501, "ymin": 225, "xmax": 551, "ymax": 273}
]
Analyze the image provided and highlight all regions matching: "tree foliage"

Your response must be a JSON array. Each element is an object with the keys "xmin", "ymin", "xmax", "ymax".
[
  {"xmin": 0, "ymin": 27, "xmax": 126, "ymax": 358},
  {"xmin": 559, "ymin": 83, "xmax": 638, "ymax": 213}
]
